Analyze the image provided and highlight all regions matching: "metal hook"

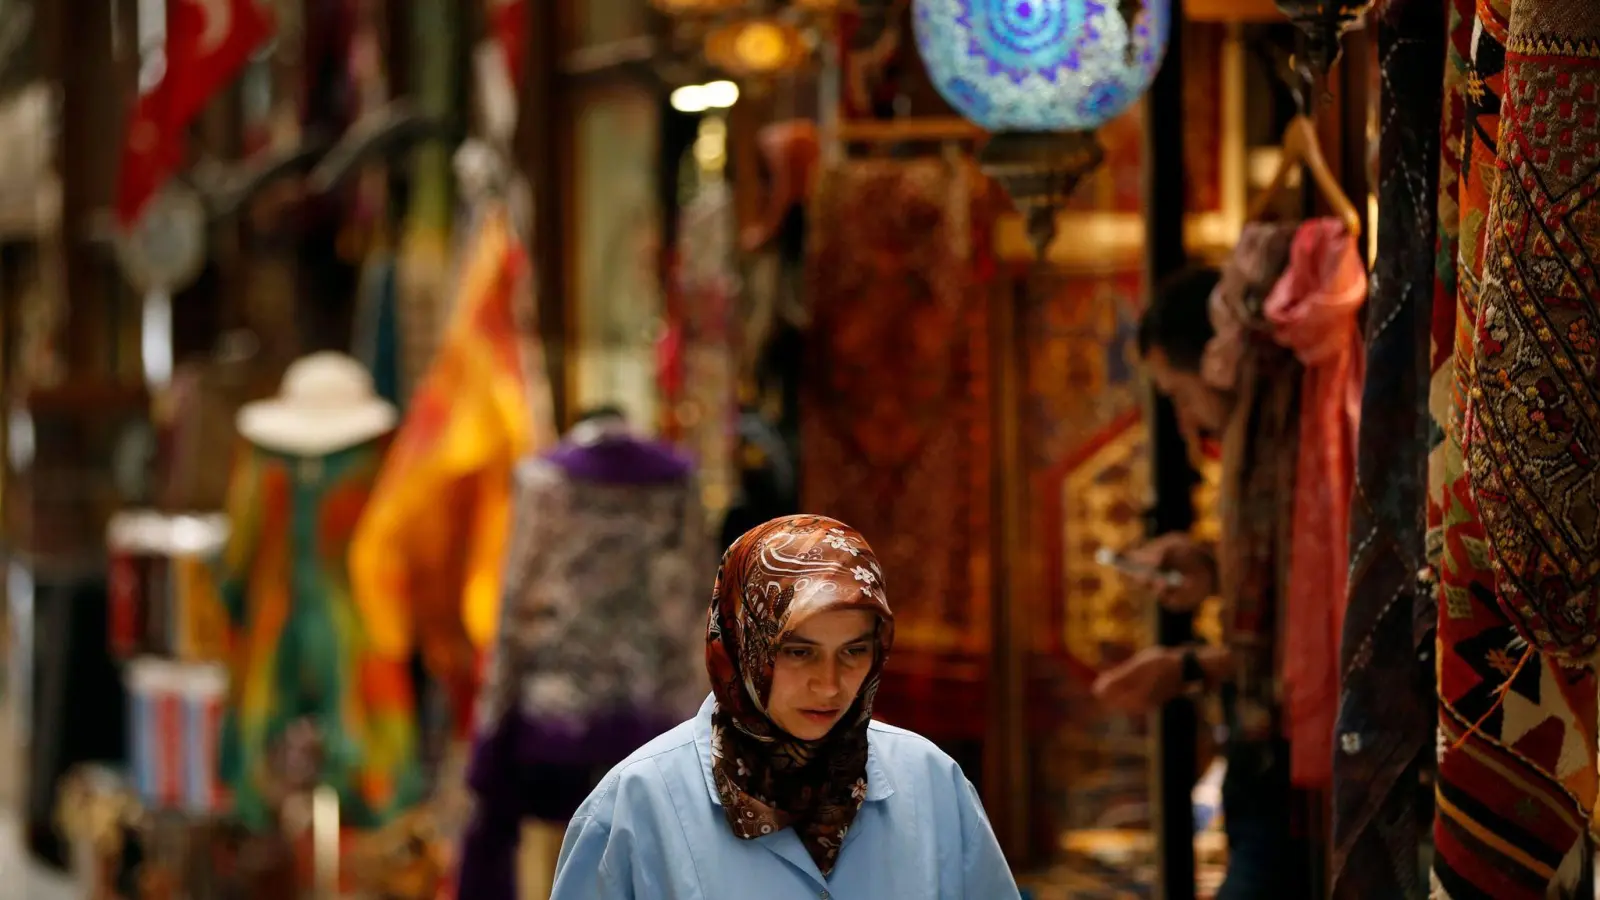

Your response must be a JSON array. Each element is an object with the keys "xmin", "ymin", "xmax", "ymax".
[{"xmin": 1283, "ymin": 51, "xmax": 1312, "ymax": 116}]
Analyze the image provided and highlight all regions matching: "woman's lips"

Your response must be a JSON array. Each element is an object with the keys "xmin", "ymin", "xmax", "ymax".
[{"xmin": 800, "ymin": 708, "xmax": 841, "ymax": 723}]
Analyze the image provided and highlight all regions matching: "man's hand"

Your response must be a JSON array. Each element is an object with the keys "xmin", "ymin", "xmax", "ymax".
[
  {"xmin": 1091, "ymin": 646, "xmax": 1185, "ymax": 715},
  {"xmin": 1120, "ymin": 532, "xmax": 1216, "ymax": 613}
]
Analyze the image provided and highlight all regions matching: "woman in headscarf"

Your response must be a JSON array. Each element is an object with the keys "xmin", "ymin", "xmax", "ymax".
[{"xmin": 549, "ymin": 514, "xmax": 1019, "ymax": 898}]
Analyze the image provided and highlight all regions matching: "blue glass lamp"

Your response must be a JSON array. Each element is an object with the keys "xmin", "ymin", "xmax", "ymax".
[
  {"xmin": 913, "ymin": 0, "xmax": 1171, "ymax": 256},
  {"xmin": 913, "ymin": 0, "xmax": 1170, "ymax": 132}
]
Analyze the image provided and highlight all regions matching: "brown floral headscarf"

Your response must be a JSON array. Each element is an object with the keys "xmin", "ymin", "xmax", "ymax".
[{"xmin": 706, "ymin": 514, "xmax": 895, "ymax": 874}]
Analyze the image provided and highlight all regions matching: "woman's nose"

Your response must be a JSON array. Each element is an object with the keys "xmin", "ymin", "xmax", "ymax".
[{"xmin": 812, "ymin": 658, "xmax": 843, "ymax": 696}]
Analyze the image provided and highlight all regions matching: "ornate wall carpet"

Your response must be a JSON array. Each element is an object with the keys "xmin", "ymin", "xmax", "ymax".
[
  {"xmin": 1330, "ymin": 0, "xmax": 1446, "ymax": 894},
  {"xmin": 1434, "ymin": 0, "xmax": 1600, "ymax": 896},
  {"xmin": 1427, "ymin": 0, "xmax": 1474, "ymax": 567},
  {"xmin": 1469, "ymin": 0, "xmax": 1600, "ymax": 675},
  {"xmin": 1182, "ymin": 23, "xmax": 1226, "ymax": 216},
  {"xmin": 800, "ymin": 157, "xmax": 996, "ymax": 741},
  {"xmin": 1024, "ymin": 270, "xmax": 1148, "ymax": 675}
]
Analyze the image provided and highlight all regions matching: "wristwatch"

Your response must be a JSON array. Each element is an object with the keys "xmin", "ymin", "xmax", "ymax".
[{"xmin": 1179, "ymin": 646, "xmax": 1208, "ymax": 698}]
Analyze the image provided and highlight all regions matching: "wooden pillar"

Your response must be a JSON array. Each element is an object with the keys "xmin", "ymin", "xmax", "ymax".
[
  {"xmin": 1143, "ymin": 3, "xmax": 1200, "ymax": 899},
  {"xmin": 520, "ymin": 0, "xmax": 567, "ymax": 428},
  {"xmin": 50, "ymin": 0, "xmax": 134, "ymax": 380},
  {"xmin": 986, "ymin": 264, "xmax": 1032, "ymax": 866}
]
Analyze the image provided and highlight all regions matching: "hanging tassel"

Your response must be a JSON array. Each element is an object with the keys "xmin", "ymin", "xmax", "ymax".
[{"xmin": 1450, "ymin": 641, "xmax": 1536, "ymax": 753}]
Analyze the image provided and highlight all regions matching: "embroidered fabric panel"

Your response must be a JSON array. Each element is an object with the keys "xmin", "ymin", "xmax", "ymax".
[
  {"xmin": 1330, "ymin": 0, "xmax": 1446, "ymax": 894},
  {"xmin": 1433, "ymin": 1, "xmax": 1600, "ymax": 896},
  {"xmin": 1467, "ymin": 0, "xmax": 1600, "ymax": 663}
]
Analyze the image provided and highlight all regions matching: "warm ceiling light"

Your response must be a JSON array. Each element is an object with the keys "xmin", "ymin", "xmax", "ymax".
[
  {"xmin": 736, "ymin": 24, "xmax": 786, "ymax": 67},
  {"xmin": 702, "ymin": 80, "xmax": 740, "ymax": 107},
  {"xmin": 671, "ymin": 84, "xmax": 711, "ymax": 113},
  {"xmin": 705, "ymin": 18, "xmax": 807, "ymax": 77},
  {"xmin": 671, "ymin": 80, "xmax": 741, "ymax": 114}
]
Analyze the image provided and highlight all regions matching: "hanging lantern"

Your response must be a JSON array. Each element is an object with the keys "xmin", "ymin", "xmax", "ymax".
[
  {"xmin": 654, "ymin": 1, "xmax": 836, "ymax": 79},
  {"xmin": 1272, "ymin": 1, "xmax": 1372, "ymax": 74},
  {"xmin": 913, "ymin": 0, "xmax": 1172, "ymax": 257},
  {"xmin": 704, "ymin": 17, "xmax": 813, "ymax": 77},
  {"xmin": 915, "ymin": 0, "xmax": 1170, "ymax": 132}
]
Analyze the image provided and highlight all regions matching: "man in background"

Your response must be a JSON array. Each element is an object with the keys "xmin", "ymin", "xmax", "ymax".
[{"xmin": 1091, "ymin": 266, "xmax": 1318, "ymax": 900}]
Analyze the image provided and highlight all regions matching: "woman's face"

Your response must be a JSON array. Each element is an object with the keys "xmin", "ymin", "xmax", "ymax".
[{"xmin": 767, "ymin": 609, "xmax": 879, "ymax": 741}]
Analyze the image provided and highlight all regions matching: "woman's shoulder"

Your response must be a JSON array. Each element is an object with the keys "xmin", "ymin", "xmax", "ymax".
[{"xmin": 866, "ymin": 719, "xmax": 970, "ymax": 784}]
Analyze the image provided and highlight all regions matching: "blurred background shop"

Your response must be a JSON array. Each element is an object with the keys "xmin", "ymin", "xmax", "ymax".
[{"xmin": 0, "ymin": 0, "xmax": 1584, "ymax": 898}]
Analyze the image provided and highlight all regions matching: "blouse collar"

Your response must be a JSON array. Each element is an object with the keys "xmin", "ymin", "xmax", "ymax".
[{"xmin": 690, "ymin": 694, "xmax": 896, "ymax": 806}]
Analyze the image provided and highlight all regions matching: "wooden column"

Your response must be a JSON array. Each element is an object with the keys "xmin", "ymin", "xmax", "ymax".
[
  {"xmin": 521, "ymin": 0, "xmax": 567, "ymax": 427},
  {"xmin": 987, "ymin": 263, "xmax": 1032, "ymax": 866},
  {"xmin": 1143, "ymin": 4, "xmax": 1200, "ymax": 899},
  {"xmin": 50, "ymin": 0, "xmax": 133, "ymax": 379}
]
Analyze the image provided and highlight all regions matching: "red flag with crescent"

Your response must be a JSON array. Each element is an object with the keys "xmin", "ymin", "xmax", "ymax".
[
  {"xmin": 116, "ymin": 0, "xmax": 276, "ymax": 226},
  {"xmin": 487, "ymin": 0, "xmax": 527, "ymax": 91}
]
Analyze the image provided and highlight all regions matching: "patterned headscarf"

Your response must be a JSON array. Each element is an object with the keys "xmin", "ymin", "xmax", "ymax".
[{"xmin": 706, "ymin": 514, "xmax": 895, "ymax": 874}]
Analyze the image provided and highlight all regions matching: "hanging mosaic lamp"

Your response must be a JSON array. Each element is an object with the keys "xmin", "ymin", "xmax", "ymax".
[
  {"xmin": 1271, "ymin": 1, "xmax": 1373, "ymax": 74},
  {"xmin": 913, "ymin": 0, "xmax": 1172, "ymax": 257}
]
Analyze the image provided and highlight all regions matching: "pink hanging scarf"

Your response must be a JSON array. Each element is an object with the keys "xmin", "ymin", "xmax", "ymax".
[{"xmin": 1262, "ymin": 218, "xmax": 1366, "ymax": 788}]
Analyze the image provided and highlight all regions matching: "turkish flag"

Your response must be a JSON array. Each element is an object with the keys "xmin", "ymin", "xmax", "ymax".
[
  {"xmin": 487, "ymin": 0, "xmax": 528, "ymax": 91},
  {"xmin": 116, "ymin": 0, "xmax": 276, "ymax": 226}
]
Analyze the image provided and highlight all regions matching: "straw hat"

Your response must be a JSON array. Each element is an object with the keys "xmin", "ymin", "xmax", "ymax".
[{"xmin": 236, "ymin": 351, "xmax": 397, "ymax": 456}]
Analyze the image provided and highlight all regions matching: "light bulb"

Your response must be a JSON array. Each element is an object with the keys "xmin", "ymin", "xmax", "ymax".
[{"xmin": 671, "ymin": 84, "xmax": 710, "ymax": 113}]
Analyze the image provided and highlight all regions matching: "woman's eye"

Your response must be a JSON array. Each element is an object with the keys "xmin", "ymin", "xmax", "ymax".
[
  {"xmin": 782, "ymin": 646, "xmax": 812, "ymax": 660},
  {"xmin": 843, "ymin": 646, "xmax": 871, "ymax": 660}
]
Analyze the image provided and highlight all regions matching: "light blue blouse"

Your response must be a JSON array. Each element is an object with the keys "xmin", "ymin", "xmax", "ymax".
[{"xmin": 550, "ymin": 695, "xmax": 1022, "ymax": 900}]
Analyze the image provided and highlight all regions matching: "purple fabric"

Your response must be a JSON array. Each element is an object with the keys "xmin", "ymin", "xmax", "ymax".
[
  {"xmin": 466, "ymin": 705, "xmax": 684, "ymax": 806},
  {"xmin": 542, "ymin": 435, "xmax": 693, "ymax": 485},
  {"xmin": 455, "ymin": 808, "xmax": 520, "ymax": 900},
  {"xmin": 456, "ymin": 434, "xmax": 701, "ymax": 900},
  {"xmin": 456, "ymin": 705, "xmax": 686, "ymax": 900}
]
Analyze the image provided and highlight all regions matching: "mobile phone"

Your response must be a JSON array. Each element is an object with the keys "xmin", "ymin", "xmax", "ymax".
[{"xmin": 1094, "ymin": 547, "xmax": 1186, "ymax": 588}]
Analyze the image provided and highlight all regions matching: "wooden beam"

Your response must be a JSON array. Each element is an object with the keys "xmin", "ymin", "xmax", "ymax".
[
  {"xmin": 835, "ymin": 116, "xmax": 986, "ymax": 145},
  {"xmin": 992, "ymin": 210, "xmax": 1239, "ymax": 268},
  {"xmin": 560, "ymin": 36, "xmax": 659, "ymax": 76},
  {"xmin": 1185, "ymin": 0, "xmax": 1286, "ymax": 22}
]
